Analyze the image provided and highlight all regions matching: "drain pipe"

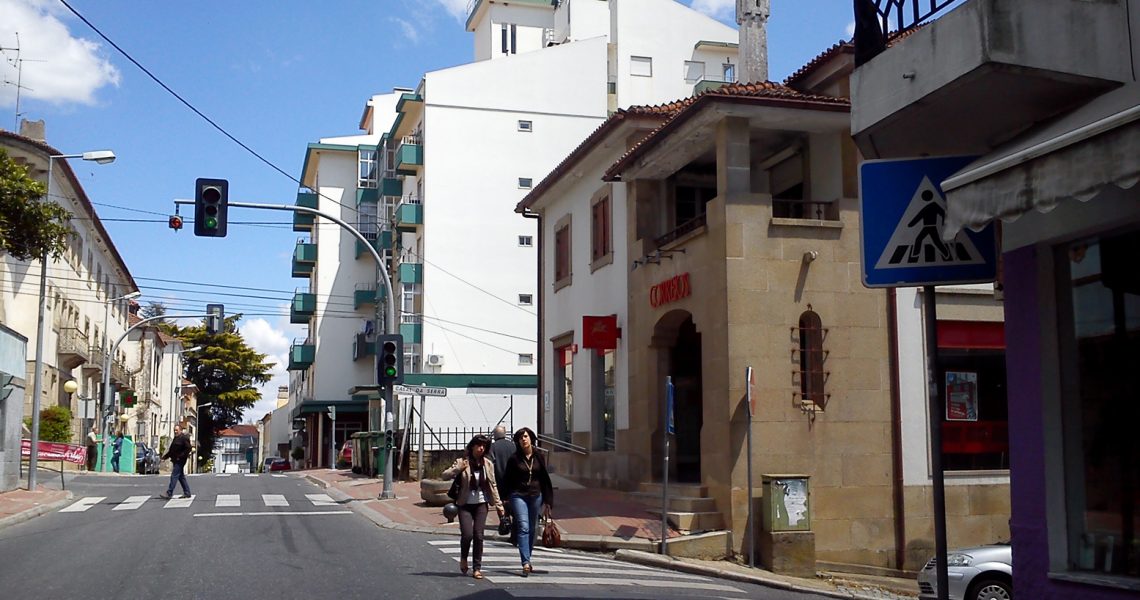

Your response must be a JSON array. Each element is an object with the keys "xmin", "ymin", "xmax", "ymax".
[
  {"xmin": 522, "ymin": 208, "xmax": 544, "ymax": 436},
  {"xmin": 887, "ymin": 288, "xmax": 907, "ymax": 570}
]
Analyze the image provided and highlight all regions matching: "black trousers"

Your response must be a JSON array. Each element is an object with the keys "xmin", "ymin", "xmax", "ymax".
[{"xmin": 458, "ymin": 502, "xmax": 489, "ymax": 570}]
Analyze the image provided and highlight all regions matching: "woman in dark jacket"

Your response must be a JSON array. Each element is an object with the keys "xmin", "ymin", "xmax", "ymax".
[
  {"xmin": 442, "ymin": 434, "xmax": 504, "ymax": 580},
  {"xmin": 501, "ymin": 427, "xmax": 553, "ymax": 576}
]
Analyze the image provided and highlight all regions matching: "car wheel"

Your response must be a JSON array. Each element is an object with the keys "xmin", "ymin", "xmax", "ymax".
[{"xmin": 970, "ymin": 577, "xmax": 1012, "ymax": 600}]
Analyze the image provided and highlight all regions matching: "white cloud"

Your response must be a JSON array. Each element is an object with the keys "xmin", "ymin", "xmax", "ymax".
[
  {"xmin": 845, "ymin": 21, "xmax": 856, "ymax": 38},
  {"xmin": 0, "ymin": 0, "xmax": 121, "ymax": 108},
  {"xmin": 390, "ymin": 17, "xmax": 420, "ymax": 44},
  {"xmin": 689, "ymin": 0, "xmax": 735, "ymax": 20},
  {"xmin": 239, "ymin": 314, "xmax": 300, "ymax": 422},
  {"xmin": 431, "ymin": 0, "xmax": 470, "ymax": 21}
]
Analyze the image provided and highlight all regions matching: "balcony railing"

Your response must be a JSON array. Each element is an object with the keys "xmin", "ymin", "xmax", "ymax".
[
  {"xmin": 57, "ymin": 328, "xmax": 90, "ymax": 366},
  {"xmin": 654, "ymin": 214, "xmax": 707, "ymax": 248},
  {"xmin": 867, "ymin": 0, "xmax": 959, "ymax": 34},
  {"xmin": 772, "ymin": 200, "xmax": 840, "ymax": 222}
]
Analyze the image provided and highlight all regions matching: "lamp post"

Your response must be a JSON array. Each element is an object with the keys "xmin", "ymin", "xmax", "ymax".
[
  {"xmin": 62, "ymin": 379, "xmax": 93, "ymax": 470},
  {"xmin": 28, "ymin": 150, "xmax": 115, "ymax": 490},
  {"xmin": 97, "ymin": 290, "xmax": 140, "ymax": 472},
  {"xmin": 167, "ymin": 345, "xmax": 201, "ymax": 442}
]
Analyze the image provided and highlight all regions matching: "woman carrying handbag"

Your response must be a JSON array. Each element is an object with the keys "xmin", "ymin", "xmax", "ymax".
[
  {"xmin": 442, "ymin": 434, "xmax": 505, "ymax": 580},
  {"xmin": 501, "ymin": 427, "xmax": 554, "ymax": 577}
]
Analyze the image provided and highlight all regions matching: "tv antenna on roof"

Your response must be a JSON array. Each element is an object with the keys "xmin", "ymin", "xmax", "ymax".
[{"xmin": 1, "ymin": 33, "xmax": 45, "ymax": 131}]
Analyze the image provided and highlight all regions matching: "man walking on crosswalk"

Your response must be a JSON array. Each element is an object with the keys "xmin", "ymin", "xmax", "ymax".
[{"xmin": 160, "ymin": 425, "xmax": 192, "ymax": 500}]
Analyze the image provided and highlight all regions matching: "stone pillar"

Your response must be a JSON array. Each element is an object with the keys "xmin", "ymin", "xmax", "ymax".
[
  {"xmin": 716, "ymin": 117, "xmax": 751, "ymax": 202},
  {"xmin": 736, "ymin": 0, "xmax": 770, "ymax": 83}
]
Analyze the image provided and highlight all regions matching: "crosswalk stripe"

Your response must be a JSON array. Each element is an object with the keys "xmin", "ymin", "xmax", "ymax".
[
  {"xmin": 113, "ymin": 495, "xmax": 150, "ymax": 511},
  {"xmin": 305, "ymin": 493, "xmax": 337, "ymax": 506},
  {"xmin": 216, "ymin": 494, "xmax": 240, "ymax": 507},
  {"xmin": 481, "ymin": 575, "xmax": 743, "ymax": 593},
  {"xmin": 262, "ymin": 494, "xmax": 288, "ymax": 507},
  {"xmin": 61, "ymin": 496, "xmax": 105, "ymax": 512},
  {"xmin": 271, "ymin": 474, "xmax": 286, "ymax": 478},
  {"xmin": 244, "ymin": 474, "xmax": 258, "ymax": 477},
  {"xmin": 164, "ymin": 496, "xmax": 195, "ymax": 509},
  {"xmin": 216, "ymin": 473, "xmax": 231, "ymax": 477},
  {"xmin": 194, "ymin": 510, "xmax": 352, "ymax": 518}
]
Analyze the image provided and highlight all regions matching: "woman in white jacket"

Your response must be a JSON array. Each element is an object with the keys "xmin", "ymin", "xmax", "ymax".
[{"xmin": 443, "ymin": 434, "xmax": 505, "ymax": 579}]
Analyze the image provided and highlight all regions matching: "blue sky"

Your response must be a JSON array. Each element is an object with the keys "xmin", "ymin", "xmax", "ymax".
[{"xmin": 1, "ymin": 0, "xmax": 861, "ymax": 419}]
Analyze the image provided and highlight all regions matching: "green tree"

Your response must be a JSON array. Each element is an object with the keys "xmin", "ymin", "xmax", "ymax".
[
  {"xmin": 166, "ymin": 314, "xmax": 272, "ymax": 468},
  {"xmin": 23, "ymin": 406, "xmax": 74, "ymax": 443},
  {"xmin": 139, "ymin": 301, "xmax": 168, "ymax": 323},
  {"xmin": 0, "ymin": 148, "xmax": 71, "ymax": 261}
]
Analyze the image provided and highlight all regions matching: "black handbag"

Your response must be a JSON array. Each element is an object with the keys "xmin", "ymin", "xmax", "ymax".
[
  {"xmin": 497, "ymin": 513, "xmax": 512, "ymax": 535},
  {"xmin": 447, "ymin": 476, "xmax": 461, "ymax": 501}
]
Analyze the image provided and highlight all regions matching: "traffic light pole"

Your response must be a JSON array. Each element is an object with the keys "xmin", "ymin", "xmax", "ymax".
[{"xmin": 174, "ymin": 200, "xmax": 399, "ymax": 498}]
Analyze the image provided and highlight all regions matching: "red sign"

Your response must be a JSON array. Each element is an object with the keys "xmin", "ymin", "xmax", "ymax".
[
  {"xmin": 649, "ymin": 272, "xmax": 691, "ymax": 308},
  {"xmin": 21, "ymin": 439, "xmax": 87, "ymax": 464},
  {"xmin": 582, "ymin": 315, "xmax": 620, "ymax": 354}
]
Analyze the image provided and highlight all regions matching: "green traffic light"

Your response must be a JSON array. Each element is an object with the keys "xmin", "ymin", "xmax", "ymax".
[
  {"xmin": 385, "ymin": 366, "xmax": 397, "ymax": 376},
  {"xmin": 205, "ymin": 216, "xmax": 218, "ymax": 229}
]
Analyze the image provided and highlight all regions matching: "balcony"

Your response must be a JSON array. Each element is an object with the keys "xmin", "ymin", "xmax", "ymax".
[
  {"xmin": 111, "ymin": 359, "xmax": 131, "ymax": 388},
  {"xmin": 290, "ymin": 289, "xmax": 316, "ymax": 324},
  {"xmin": 85, "ymin": 347, "xmax": 107, "ymax": 373},
  {"xmin": 394, "ymin": 197, "xmax": 423, "ymax": 231},
  {"xmin": 395, "ymin": 134, "xmax": 423, "ymax": 174},
  {"xmin": 352, "ymin": 332, "xmax": 375, "ymax": 362},
  {"xmin": 381, "ymin": 177, "xmax": 403, "ymax": 198},
  {"xmin": 355, "ymin": 228, "xmax": 393, "ymax": 259},
  {"xmin": 693, "ymin": 79, "xmax": 731, "ymax": 95},
  {"xmin": 354, "ymin": 283, "xmax": 386, "ymax": 309},
  {"xmin": 287, "ymin": 339, "xmax": 315, "ymax": 371},
  {"xmin": 356, "ymin": 188, "xmax": 379, "ymax": 206},
  {"xmin": 56, "ymin": 328, "xmax": 90, "ymax": 369},
  {"xmin": 851, "ymin": 0, "xmax": 1130, "ymax": 158},
  {"xmin": 291, "ymin": 239, "xmax": 317, "ymax": 278},
  {"xmin": 398, "ymin": 262, "xmax": 423, "ymax": 285},
  {"xmin": 293, "ymin": 191, "xmax": 318, "ymax": 232},
  {"xmin": 400, "ymin": 317, "xmax": 423, "ymax": 345}
]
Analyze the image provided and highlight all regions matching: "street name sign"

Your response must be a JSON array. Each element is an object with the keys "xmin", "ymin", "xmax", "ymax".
[
  {"xmin": 860, "ymin": 156, "xmax": 998, "ymax": 288},
  {"xmin": 394, "ymin": 384, "xmax": 447, "ymax": 397}
]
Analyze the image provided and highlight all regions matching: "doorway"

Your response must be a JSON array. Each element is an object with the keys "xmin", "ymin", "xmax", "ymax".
[{"xmin": 651, "ymin": 310, "xmax": 703, "ymax": 484}]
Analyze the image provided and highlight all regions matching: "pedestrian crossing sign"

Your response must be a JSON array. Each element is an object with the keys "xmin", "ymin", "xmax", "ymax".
[{"xmin": 859, "ymin": 156, "xmax": 998, "ymax": 288}]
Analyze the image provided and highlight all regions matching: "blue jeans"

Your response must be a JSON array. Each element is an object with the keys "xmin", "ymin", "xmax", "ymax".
[
  {"xmin": 509, "ymin": 493, "xmax": 543, "ymax": 567},
  {"xmin": 111, "ymin": 453, "xmax": 120, "ymax": 473},
  {"xmin": 166, "ymin": 462, "xmax": 190, "ymax": 496}
]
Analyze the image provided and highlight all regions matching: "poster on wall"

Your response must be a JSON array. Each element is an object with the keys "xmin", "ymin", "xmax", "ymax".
[{"xmin": 945, "ymin": 371, "xmax": 979, "ymax": 421}]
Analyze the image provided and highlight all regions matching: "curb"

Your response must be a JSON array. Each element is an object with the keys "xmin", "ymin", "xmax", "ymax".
[
  {"xmin": 0, "ymin": 491, "xmax": 74, "ymax": 531},
  {"xmin": 614, "ymin": 549, "xmax": 865, "ymax": 600}
]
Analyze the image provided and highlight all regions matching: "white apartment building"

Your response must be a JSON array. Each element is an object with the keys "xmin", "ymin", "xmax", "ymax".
[
  {"xmin": 285, "ymin": 0, "xmax": 739, "ymax": 465},
  {"xmin": 0, "ymin": 126, "xmax": 141, "ymax": 454}
]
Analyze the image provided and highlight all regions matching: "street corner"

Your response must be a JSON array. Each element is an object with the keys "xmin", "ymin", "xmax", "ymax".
[{"xmin": 0, "ymin": 487, "xmax": 75, "ymax": 530}]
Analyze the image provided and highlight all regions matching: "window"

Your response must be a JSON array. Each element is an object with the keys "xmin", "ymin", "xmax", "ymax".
[
  {"xmin": 518, "ymin": 177, "xmax": 533, "ymax": 189},
  {"xmin": 518, "ymin": 294, "xmax": 533, "ymax": 306},
  {"xmin": 554, "ymin": 343, "xmax": 573, "ymax": 442},
  {"xmin": 518, "ymin": 353, "xmax": 534, "ymax": 366},
  {"xmin": 554, "ymin": 222, "xmax": 571, "ymax": 286},
  {"xmin": 723, "ymin": 62, "xmax": 736, "ymax": 82},
  {"xmin": 518, "ymin": 235, "xmax": 533, "ymax": 247},
  {"xmin": 938, "ymin": 332, "xmax": 1009, "ymax": 471},
  {"xmin": 517, "ymin": 120, "xmax": 533, "ymax": 132},
  {"xmin": 592, "ymin": 350, "xmax": 616, "ymax": 451},
  {"xmin": 1058, "ymin": 231, "xmax": 1140, "ymax": 578},
  {"xmin": 500, "ymin": 23, "xmax": 517, "ymax": 54},
  {"xmin": 630, "ymin": 55, "xmax": 653, "ymax": 77},
  {"xmin": 797, "ymin": 309, "xmax": 827, "ymax": 411},
  {"xmin": 684, "ymin": 60, "xmax": 705, "ymax": 83},
  {"xmin": 358, "ymin": 149, "xmax": 378, "ymax": 188},
  {"xmin": 591, "ymin": 193, "xmax": 611, "ymax": 264}
]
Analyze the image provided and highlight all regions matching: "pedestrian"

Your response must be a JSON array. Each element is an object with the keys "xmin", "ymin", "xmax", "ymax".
[
  {"xmin": 442, "ymin": 434, "xmax": 504, "ymax": 580},
  {"xmin": 111, "ymin": 432, "xmax": 124, "ymax": 473},
  {"xmin": 85, "ymin": 425, "xmax": 100, "ymax": 471},
  {"xmin": 501, "ymin": 427, "xmax": 553, "ymax": 577},
  {"xmin": 160, "ymin": 424, "xmax": 192, "ymax": 499},
  {"xmin": 489, "ymin": 425, "xmax": 516, "ymax": 542}
]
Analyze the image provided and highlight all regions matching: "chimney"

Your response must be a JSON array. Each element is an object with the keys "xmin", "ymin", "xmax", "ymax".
[
  {"xmin": 19, "ymin": 118, "xmax": 46, "ymax": 142},
  {"xmin": 736, "ymin": 0, "xmax": 770, "ymax": 83}
]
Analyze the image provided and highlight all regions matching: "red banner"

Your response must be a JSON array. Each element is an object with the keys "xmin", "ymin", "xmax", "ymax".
[
  {"xmin": 21, "ymin": 439, "xmax": 87, "ymax": 464},
  {"xmin": 582, "ymin": 315, "xmax": 620, "ymax": 353}
]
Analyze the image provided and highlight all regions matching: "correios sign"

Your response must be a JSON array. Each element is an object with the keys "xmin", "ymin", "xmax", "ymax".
[{"xmin": 649, "ymin": 272, "xmax": 692, "ymax": 308}]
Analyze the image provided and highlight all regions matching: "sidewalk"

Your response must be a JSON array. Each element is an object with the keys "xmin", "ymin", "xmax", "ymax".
[
  {"xmin": 303, "ymin": 468, "xmax": 918, "ymax": 599},
  {"xmin": 0, "ymin": 485, "xmax": 73, "ymax": 530}
]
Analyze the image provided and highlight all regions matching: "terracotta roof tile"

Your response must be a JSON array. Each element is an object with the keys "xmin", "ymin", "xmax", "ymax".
[{"xmin": 784, "ymin": 40, "xmax": 854, "ymax": 87}]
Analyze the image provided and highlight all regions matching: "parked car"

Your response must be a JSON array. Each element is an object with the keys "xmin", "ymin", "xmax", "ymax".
[
  {"xmin": 917, "ymin": 542, "xmax": 1012, "ymax": 600},
  {"xmin": 337, "ymin": 442, "xmax": 352, "ymax": 468},
  {"xmin": 261, "ymin": 457, "xmax": 278, "ymax": 473},
  {"xmin": 135, "ymin": 443, "xmax": 159, "ymax": 474},
  {"xmin": 267, "ymin": 458, "xmax": 291, "ymax": 472}
]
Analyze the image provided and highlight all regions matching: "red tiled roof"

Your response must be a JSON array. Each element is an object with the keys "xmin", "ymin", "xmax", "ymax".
[
  {"xmin": 784, "ymin": 40, "xmax": 854, "ymax": 87},
  {"xmin": 604, "ymin": 81, "xmax": 850, "ymax": 181},
  {"xmin": 230, "ymin": 424, "xmax": 260, "ymax": 437}
]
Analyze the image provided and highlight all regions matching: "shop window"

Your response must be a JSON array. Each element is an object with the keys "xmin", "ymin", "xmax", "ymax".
[
  {"xmin": 554, "ymin": 343, "xmax": 574, "ymax": 443},
  {"xmin": 592, "ymin": 350, "xmax": 616, "ymax": 451},
  {"xmin": 1058, "ymin": 231, "xmax": 1140, "ymax": 578},
  {"xmin": 795, "ymin": 309, "xmax": 828, "ymax": 414},
  {"xmin": 938, "ymin": 344, "xmax": 1009, "ymax": 471}
]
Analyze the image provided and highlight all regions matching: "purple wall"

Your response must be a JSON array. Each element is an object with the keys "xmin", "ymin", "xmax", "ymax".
[{"xmin": 1003, "ymin": 245, "xmax": 1138, "ymax": 599}]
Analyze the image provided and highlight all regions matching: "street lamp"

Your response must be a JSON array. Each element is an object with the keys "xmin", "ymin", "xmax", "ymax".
[
  {"xmin": 28, "ymin": 149, "xmax": 116, "ymax": 490},
  {"xmin": 63, "ymin": 379, "xmax": 95, "ymax": 471},
  {"xmin": 98, "ymin": 289, "xmax": 140, "ymax": 473},
  {"xmin": 166, "ymin": 345, "xmax": 201, "ymax": 441}
]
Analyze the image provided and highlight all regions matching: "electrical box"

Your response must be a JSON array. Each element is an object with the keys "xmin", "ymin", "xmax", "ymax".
[{"xmin": 761, "ymin": 474, "xmax": 811, "ymax": 532}]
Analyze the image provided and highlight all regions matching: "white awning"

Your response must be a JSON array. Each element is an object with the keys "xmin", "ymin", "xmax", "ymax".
[{"xmin": 941, "ymin": 84, "xmax": 1140, "ymax": 240}]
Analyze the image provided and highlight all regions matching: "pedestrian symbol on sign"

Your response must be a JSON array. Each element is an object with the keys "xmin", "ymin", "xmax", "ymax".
[{"xmin": 874, "ymin": 176, "xmax": 985, "ymax": 271}]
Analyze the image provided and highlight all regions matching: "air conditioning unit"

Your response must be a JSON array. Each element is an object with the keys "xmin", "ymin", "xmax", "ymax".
[{"xmin": 426, "ymin": 354, "xmax": 445, "ymax": 367}]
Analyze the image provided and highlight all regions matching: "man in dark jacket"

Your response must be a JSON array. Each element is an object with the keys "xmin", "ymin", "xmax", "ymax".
[
  {"xmin": 489, "ymin": 426, "xmax": 517, "ymax": 543},
  {"xmin": 160, "ymin": 424, "xmax": 192, "ymax": 499}
]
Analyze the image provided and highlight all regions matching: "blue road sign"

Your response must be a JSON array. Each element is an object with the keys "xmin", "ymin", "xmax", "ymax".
[
  {"xmin": 666, "ymin": 377, "xmax": 675, "ymax": 435},
  {"xmin": 860, "ymin": 156, "xmax": 998, "ymax": 288}
]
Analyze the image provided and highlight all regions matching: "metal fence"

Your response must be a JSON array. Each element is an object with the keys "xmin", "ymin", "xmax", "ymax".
[{"xmin": 412, "ymin": 426, "xmax": 498, "ymax": 452}]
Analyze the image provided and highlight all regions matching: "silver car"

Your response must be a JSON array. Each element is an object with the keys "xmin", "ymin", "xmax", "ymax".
[{"xmin": 917, "ymin": 543, "xmax": 1012, "ymax": 600}]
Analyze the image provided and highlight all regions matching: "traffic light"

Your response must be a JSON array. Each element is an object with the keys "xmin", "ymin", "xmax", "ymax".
[
  {"xmin": 194, "ymin": 178, "xmax": 229, "ymax": 237},
  {"xmin": 121, "ymin": 390, "xmax": 137, "ymax": 408},
  {"xmin": 385, "ymin": 429, "xmax": 394, "ymax": 451},
  {"xmin": 377, "ymin": 333, "xmax": 404, "ymax": 385},
  {"xmin": 206, "ymin": 303, "xmax": 224, "ymax": 335}
]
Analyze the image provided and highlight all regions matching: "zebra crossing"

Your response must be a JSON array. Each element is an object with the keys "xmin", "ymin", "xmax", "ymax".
[
  {"xmin": 59, "ymin": 493, "xmax": 345, "ymax": 515},
  {"xmin": 427, "ymin": 539, "xmax": 747, "ymax": 594}
]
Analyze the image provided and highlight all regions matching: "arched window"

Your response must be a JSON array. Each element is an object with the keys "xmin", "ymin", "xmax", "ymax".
[{"xmin": 798, "ymin": 310, "xmax": 827, "ymax": 410}]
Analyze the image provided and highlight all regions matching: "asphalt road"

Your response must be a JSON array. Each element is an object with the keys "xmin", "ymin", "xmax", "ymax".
[{"xmin": 0, "ymin": 472, "xmax": 826, "ymax": 600}]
